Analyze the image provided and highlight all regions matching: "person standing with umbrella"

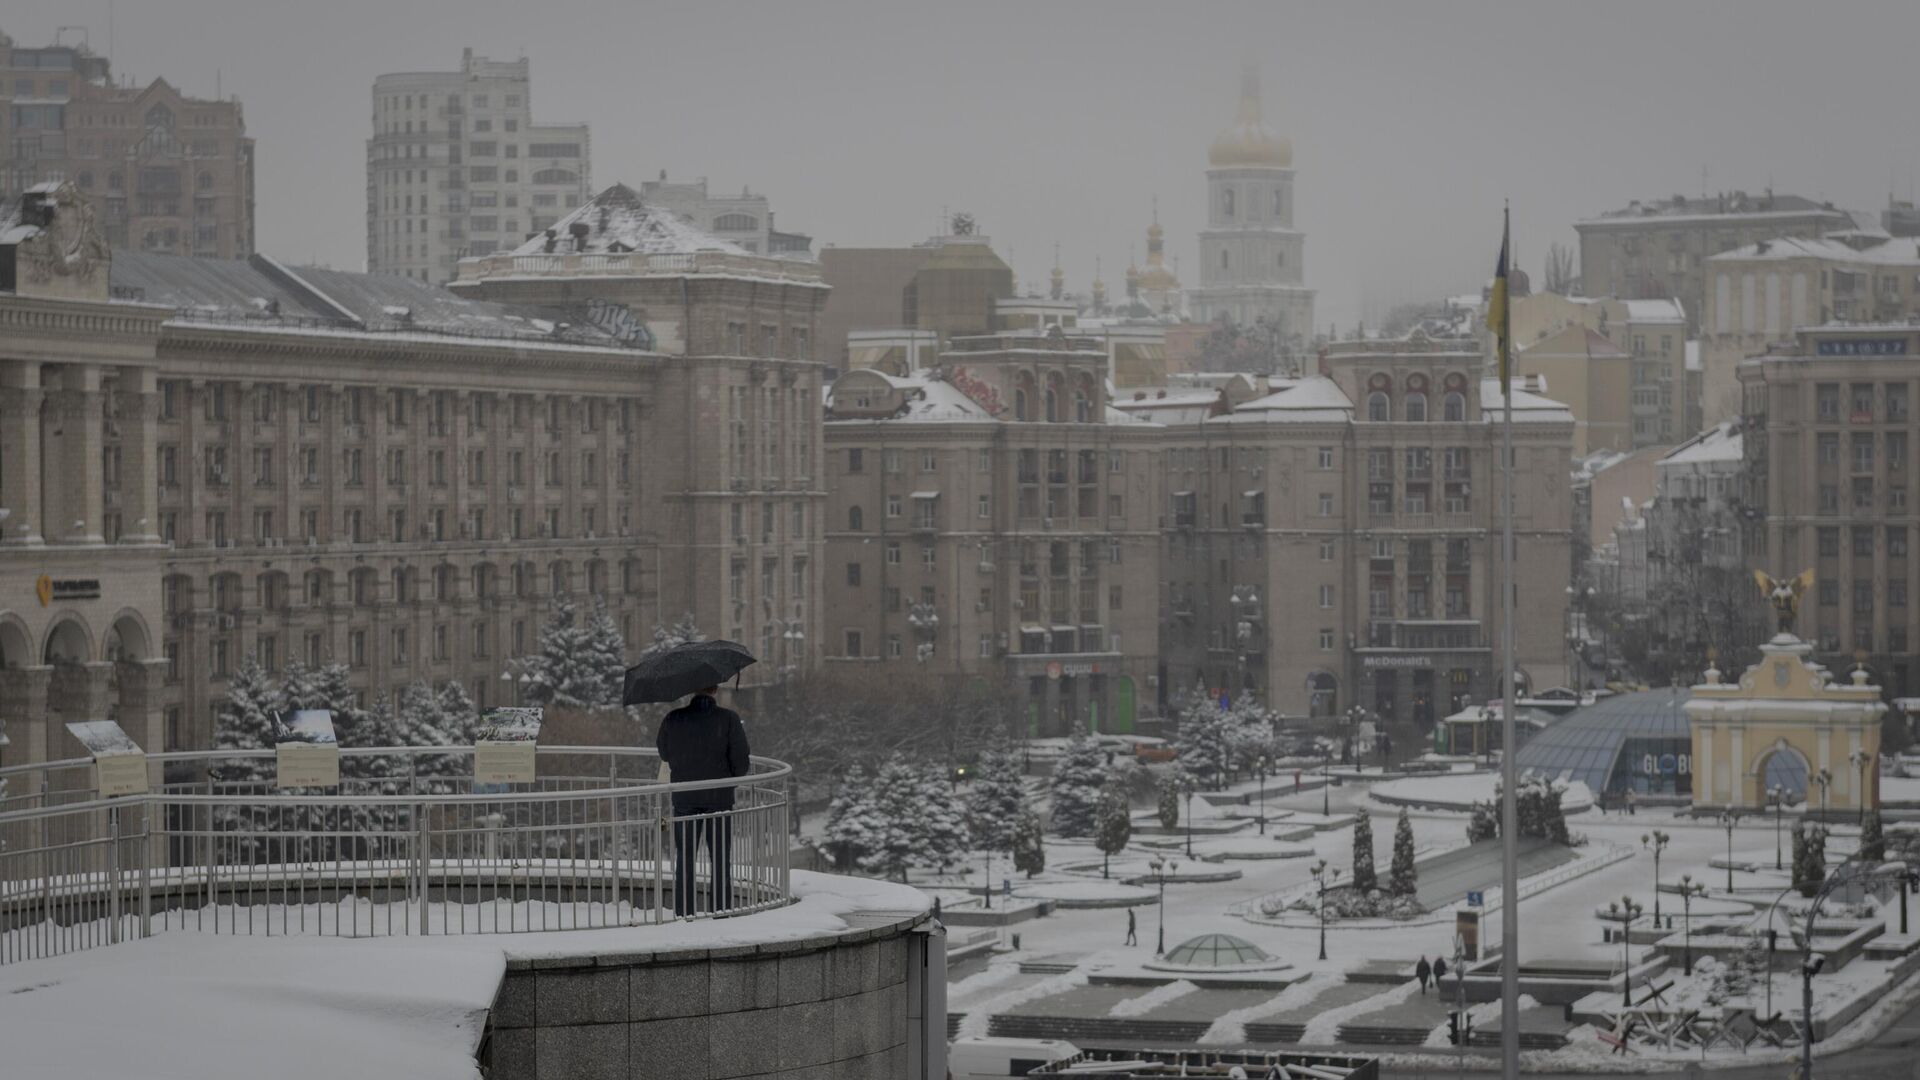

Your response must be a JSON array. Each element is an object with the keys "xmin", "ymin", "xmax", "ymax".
[{"xmin": 627, "ymin": 640, "xmax": 758, "ymax": 917}]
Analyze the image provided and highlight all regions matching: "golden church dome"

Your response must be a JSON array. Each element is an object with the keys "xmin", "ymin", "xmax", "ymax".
[{"xmin": 1208, "ymin": 63, "xmax": 1291, "ymax": 169}]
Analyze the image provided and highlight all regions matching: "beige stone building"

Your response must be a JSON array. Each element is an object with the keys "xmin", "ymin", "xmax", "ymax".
[
  {"xmin": 0, "ymin": 182, "xmax": 824, "ymax": 768},
  {"xmin": 821, "ymin": 326, "xmax": 1166, "ymax": 736},
  {"xmin": 1742, "ymin": 322, "xmax": 1920, "ymax": 697},
  {"xmin": 1499, "ymin": 293, "xmax": 1693, "ymax": 445},
  {"xmin": 368, "ymin": 49, "xmax": 592, "ymax": 282},
  {"xmin": 1514, "ymin": 325, "xmax": 1632, "ymax": 456},
  {"xmin": 1699, "ymin": 234, "xmax": 1920, "ymax": 428},
  {"xmin": 816, "ymin": 230, "xmax": 1015, "ymax": 371},
  {"xmin": 1152, "ymin": 333, "xmax": 1575, "ymax": 723},
  {"xmin": 0, "ymin": 28, "xmax": 255, "ymax": 258},
  {"xmin": 1576, "ymin": 191, "xmax": 1853, "ymax": 333}
]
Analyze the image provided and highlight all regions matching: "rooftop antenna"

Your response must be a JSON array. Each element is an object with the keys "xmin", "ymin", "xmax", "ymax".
[
  {"xmin": 108, "ymin": 0, "xmax": 114, "ymax": 61},
  {"xmin": 216, "ymin": 68, "xmax": 222, "ymax": 100}
]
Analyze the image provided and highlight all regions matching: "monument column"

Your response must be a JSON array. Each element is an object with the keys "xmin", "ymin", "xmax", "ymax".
[
  {"xmin": 42, "ymin": 363, "xmax": 106, "ymax": 544},
  {"xmin": 0, "ymin": 360, "xmax": 46, "ymax": 545}
]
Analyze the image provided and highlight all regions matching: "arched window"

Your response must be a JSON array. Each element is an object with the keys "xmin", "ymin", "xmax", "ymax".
[
  {"xmin": 849, "ymin": 506, "xmax": 864, "ymax": 531},
  {"xmin": 531, "ymin": 168, "xmax": 577, "ymax": 185},
  {"xmin": 1014, "ymin": 388, "xmax": 1030, "ymax": 422},
  {"xmin": 1405, "ymin": 392, "xmax": 1428, "ymax": 422},
  {"xmin": 1222, "ymin": 188, "xmax": 1235, "ymax": 217},
  {"xmin": 1074, "ymin": 391, "xmax": 1092, "ymax": 423},
  {"xmin": 712, "ymin": 213, "xmax": 758, "ymax": 232},
  {"xmin": 108, "ymin": 171, "xmax": 124, "ymax": 191},
  {"xmin": 1044, "ymin": 387, "xmax": 1059, "ymax": 423},
  {"xmin": 1366, "ymin": 391, "xmax": 1389, "ymax": 422},
  {"xmin": 550, "ymin": 563, "xmax": 569, "ymax": 595},
  {"xmin": 1443, "ymin": 392, "xmax": 1466, "ymax": 422},
  {"xmin": 145, "ymin": 104, "xmax": 175, "ymax": 130}
]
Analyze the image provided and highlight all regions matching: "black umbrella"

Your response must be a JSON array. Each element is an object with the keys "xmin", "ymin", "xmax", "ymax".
[{"xmin": 622, "ymin": 639, "xmax": 758, "ymax": 704}]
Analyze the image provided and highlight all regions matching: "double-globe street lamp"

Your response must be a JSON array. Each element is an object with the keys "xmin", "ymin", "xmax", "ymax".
[
  {"xmin": 1718, "ymin": 811, "xmax": 1741, "ymax": 893},
  {"xmin": 1850, "ymin": 749, "xmax": 1874, "ymax": 827},
  {"xmin": 1310, "ymin": 859, "xmax": 1341, "ymax": 962},
  {"xmin": 1643, "ymin": 830, "xmax": 1671, "ymax": 928},
  {"xmin": 1607, "ymin": 896, "xmax": 1645, "ymax": 1007},
  {"xmin": 1770, "ymin": 785, "xmax": 1788, "ymax": 870},
  {"xmin": 1677, "ymin": 874, "xmax": 1709, "ymax": 975},
  {"xmin": 1148, "ymin": 856, "xmax": 1180, "ymax": 955},
  {"xmin": 1814, "ymin": 767, "xmax": 1833, "ymax": 819}
]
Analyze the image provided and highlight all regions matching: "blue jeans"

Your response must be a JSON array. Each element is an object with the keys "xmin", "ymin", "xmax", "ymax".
[{"xmin": 671, "ymin": 811, "xmax": 733, "ymax": 916}]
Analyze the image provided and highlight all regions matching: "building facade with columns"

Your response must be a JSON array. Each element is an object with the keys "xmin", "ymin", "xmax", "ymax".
[
  {"xmin": 1186, "ymin": 64, "xmax": 1315, "ymax": 356},
  {"xmin": 1, "ymin": 181, "xmax": 825, "ymax": 768}
]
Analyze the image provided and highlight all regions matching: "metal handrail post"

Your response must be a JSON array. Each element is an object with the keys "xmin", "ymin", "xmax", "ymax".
[{"xmin": 108, "ymin": 806, "xmax": 122, "ymax": 944}]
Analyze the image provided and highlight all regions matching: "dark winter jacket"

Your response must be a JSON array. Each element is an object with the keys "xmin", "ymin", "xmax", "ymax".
[{"xmin": 655, "ymin": 695, "xmax": 752, "ymax": 811}]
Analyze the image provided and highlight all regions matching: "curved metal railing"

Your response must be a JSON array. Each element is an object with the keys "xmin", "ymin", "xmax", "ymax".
[{"xmin": 0, "ymin": 746, "xmax": 793, "ymax": 966}]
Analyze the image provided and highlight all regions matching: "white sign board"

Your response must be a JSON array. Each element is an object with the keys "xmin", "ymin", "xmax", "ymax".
[
  {"xmin": 474, "ymin": 707, "xmax": 541, "ymax": 785},
  {"xmin": 273, "ymin": 709, "xmax": 341, "ymax": 788},
  {"xmin": 65, "ymin": 720, "xmax": 148, "ymax": 797}
]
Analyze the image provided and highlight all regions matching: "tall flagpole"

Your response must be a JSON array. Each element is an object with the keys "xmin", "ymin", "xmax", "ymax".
[{"xmin": 1498, "ymin": 202, "xmax": 1521, "ymax": 1079}]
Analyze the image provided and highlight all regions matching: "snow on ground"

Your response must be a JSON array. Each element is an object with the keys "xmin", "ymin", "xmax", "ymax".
[
  {"xmin": 1108, "ymin": 979, "xmax": 1200, "ymax": 1017},
  {"xmin": 1422, "ymin": 994, "xmax": 1541, "ymax": 1048},
  {"xmin": 1013, "ymin": 880, "xmax": 1159, "ymax": 905},
  {"xmin": 1300, "ymin": 978, "xmax": 1420, "ymax": 1044},
  {"xmin": 1198, "ymin": 973, "xmax": 1338, "ymax": 1044},
  {"xmin": 953, "ymin": 968, "xmax": 1090, "ymax": 1039}
]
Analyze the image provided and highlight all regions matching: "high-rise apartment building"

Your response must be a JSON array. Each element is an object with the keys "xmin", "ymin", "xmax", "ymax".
[
  {"xmin": 0, "ymin": 28, "xmax": 254, "ymax": 257},
  {"xmin": 367, "ymin": 49, "xmax": 591, "ymax": 282}
]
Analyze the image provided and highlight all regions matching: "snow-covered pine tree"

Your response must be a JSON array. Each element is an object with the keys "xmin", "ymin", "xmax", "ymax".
[
  {"xmin": 1389, "ymin": 807, "xmax": 1417, "ymax": 897},
  {"xmin": 1794, "ymin": 820, "xmax": 1828, "ymax": 898},
  {"xmin": 1156, "ymin": 765, "xmax": 1190, "ymax": 829},
  {"xmin": 823, "ymin": 765, "xmax": 877, "ymax": 872},
  {"xmin": 1012, "ymin": 809, "xmax": 1046, "ymax": 878},
  {"xmin": 1173, "ymin": 694, "xmax": 1229, "ymax": 789},
  {"xmin": 1222, "ymin": 696, "xmax": 1274, "ymax": 781},
  {"xmin": 581, "ymin": 595, "xmax": 629, "ymax": 693},
  {"xmin": 390, "ymin": 680, "xmax": 466, "ymax": 781},
  {"xmin": 916, "ymin": 763, "xmax": 972, "ymax": 874},
  {"xmin": 1467, "ymin": 800, "xmax": 1499, "ymax": 843},
  {"xmin": 1861, "ymin": 809, "xmax": 1886, "ymax": 862},
  {"xmin": 213, "ymin": 654, "xmax": 280, "ymax": 787},
  {"xmin": 862, "ymin": 754, "xmax": 923, "ymax": 882},
  {"xmin": 435, "ymin": 679, "xmax": 482, "ymax": 745},
  {"xmin": 522, "ymin": 599, "xmax": 621, "ymax": 709},
  {"xmin": 644, "ymin": 613, "xmax": 705, "ymax": 655},
  {"xmin": 966, "ymin": 745, "xmax": 1027, "ymax": 854},
  {"xmin": 1095, "ymin": 775, "xmax": 1133, "ymax": 878},
  {"xmin": 1350, "ymin": 813, "xmax": 1378, "ymax": 893},
  {"xmin": 1542, "ymin": 781, "xmax": 1572, "ymax": 846},
  {"xmin": 1048, "ymin": 732, "xmax": 1108, "ymax": 837}
]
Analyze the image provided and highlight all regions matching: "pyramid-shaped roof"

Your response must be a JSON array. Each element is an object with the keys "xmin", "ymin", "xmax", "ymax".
[{"xmin": 509, "ymin": 183, "xmax": 748, "ymax": 257}]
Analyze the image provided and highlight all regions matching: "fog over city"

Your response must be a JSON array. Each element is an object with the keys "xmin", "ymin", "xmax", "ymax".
[
  {"xmin": 9, "ymin": 0, "xmax": 1918, "ymax": 328},
  {"xmin": 10, "ymin": 3, "xmax": 1920, "ymax": 1079}
]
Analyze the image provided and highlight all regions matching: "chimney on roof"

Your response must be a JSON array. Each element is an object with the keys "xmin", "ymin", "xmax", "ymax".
[
  {"xmin": 569, "ymin": 221, "xmax": 590, "ymax": 252},
  {"xmin": 542, "ymin": 228, "xmax": 558, "ymax": 254}
]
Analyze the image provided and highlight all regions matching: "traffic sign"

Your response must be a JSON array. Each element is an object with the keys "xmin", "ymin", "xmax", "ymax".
[{"xmin": 1466, "ymin": 890, "xmax": 1484, "ymax": 907}]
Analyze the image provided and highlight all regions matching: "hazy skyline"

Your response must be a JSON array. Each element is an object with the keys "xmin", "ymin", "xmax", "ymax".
[{"xmin": 9, "ymin": 0, "xmax": 1918, "ymax": 329}]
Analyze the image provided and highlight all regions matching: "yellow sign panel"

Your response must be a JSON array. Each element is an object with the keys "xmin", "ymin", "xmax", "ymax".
[{"xmin": 35, "ymin": 575, "xmax": 52, "ymax": 608}]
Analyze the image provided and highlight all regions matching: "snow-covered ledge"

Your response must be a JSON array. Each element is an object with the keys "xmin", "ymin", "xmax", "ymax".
[{"xmin": 0, "ymin": 872, "xmax": 938, "ymax": 1080}]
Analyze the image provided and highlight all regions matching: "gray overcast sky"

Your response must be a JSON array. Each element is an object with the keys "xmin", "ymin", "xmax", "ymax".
[{"xmin": 9, "ymin": 0, "xmax": 1919, "ymax": 329}]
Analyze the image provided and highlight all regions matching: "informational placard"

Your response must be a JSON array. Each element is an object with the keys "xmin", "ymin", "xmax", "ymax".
[
  {"xmin": 65, "ymin": 720, "xmax": 149, "ymax": 797},
  {"xmin": 273, "ymin": 709, "xmax": 341, "ymax": 788},
  {"xmin": 474, "ymin": 707, "xmax": 541, "ymax": 785},
  {"xmin": 1455, "ymin": 909, "xmax": 1481, "ymax": 962}
]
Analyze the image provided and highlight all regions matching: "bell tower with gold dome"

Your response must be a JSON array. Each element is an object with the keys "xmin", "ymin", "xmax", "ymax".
[{"xmin": 1188, "ymin": 60, "xmax": 1315, "ymax": 356}]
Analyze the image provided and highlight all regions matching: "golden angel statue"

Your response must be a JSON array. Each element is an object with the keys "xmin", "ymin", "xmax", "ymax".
[{"xmin": 1752, "ymin": 569, "xmax": 1815, "ymax": 635}]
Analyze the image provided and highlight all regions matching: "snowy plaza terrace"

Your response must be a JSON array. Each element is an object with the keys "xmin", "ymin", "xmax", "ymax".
[{"xmin": 0, "ymin": 745, "xmax": 945, "ymax": 1080}]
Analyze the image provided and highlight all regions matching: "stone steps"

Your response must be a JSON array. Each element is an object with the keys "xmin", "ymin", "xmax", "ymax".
[
  {"xmin": 1240, "ymin": 1021, "xmax": 1307, "ymax": 1044},
  {"xmin": 1336, "ymin": 1024, "xmax": 1434, "ymax": 1046},
  {"xmin": 946, "ymin": 1013, "xmax": 964, "ymax": 1039},
  {"xmin": 987, "ymin": 1014, "xmax": 1214, "ymax": 1044}
]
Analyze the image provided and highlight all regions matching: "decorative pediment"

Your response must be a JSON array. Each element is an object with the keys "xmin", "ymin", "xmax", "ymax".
[{"xmin": 6, "ymin": 182, "xmax": 111, "ymax": 301}]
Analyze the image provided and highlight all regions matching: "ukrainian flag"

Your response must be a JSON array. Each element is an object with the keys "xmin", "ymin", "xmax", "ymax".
[{"xmin": 1486, "ymin": 211, "xmax": 1511, "ymax": 394}]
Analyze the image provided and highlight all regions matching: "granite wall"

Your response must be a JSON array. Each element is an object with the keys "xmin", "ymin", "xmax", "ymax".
[{"xmin": 484, "ymin": 911, "xmax": 930, "ymax": 1080}]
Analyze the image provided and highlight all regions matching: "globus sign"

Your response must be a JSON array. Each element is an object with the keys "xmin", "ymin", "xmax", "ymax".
[{"xmin": 1639, "ymin": 752, "xmax": 1691, "ymax": 776}]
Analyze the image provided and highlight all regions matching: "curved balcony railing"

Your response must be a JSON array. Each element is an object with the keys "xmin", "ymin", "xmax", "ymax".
[{"xmin": 0, "ymin": 746, "xmax": 792, "ymax": 966}]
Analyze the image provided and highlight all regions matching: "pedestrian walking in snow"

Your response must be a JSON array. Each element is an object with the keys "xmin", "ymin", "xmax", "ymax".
[
  {"xmin": 1294, "ymin": 769, "xmax": 1301, "ymax": 794},
  {"xmin": 1433, "ymin": 955, "xmax": 1449, "ymax": 984},
  {"xmin": 656, "ymin": 685, "xmax": 752, "ymax": 916},
  {"xmin": 1415, "ymin": 955, "xmax": 1432, "ymax": 994},
  {"xmin": 1125, "ymin": 908, "xmax": 1138, "ymax": 946},
  {"xmin": 1625, "ymin": 788, "xmax": 1638, "ymax": 816}
]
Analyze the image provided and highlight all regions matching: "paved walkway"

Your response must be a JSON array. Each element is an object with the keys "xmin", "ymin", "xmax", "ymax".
[{"xmin": 1412, "ymin": 837, "xmax": 1577, "ymax": 910}]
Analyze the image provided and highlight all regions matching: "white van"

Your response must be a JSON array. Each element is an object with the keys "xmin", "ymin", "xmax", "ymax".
[{"xmin": 948, "ymin": 1036, "xmax": 1080, "ymax": 1078}]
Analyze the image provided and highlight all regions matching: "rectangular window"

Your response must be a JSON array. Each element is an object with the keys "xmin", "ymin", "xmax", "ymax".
[
  {"xmin": 1318, "ymin": 584, "xmax": 1334, "ymax": 609},
  {"xmin": 1819, "ymin": 528, "xmax": 1840, "ymax": 557},
  {"xmin": 844, "ymin": 630, "xmax": 863, "ymax": 657},
  {"xmin": 1855, "ymin": 527, "xmax": 1875, "ymax": 557},
  {"xmin": 847, "ymin": 448, "xmax": 864, "ymax": 473},
  {"xmin": 846, "ymin": 563, "xmax": 862, "ymax": 587}
]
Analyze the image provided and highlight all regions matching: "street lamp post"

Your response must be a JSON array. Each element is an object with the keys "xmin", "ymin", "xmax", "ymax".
[
  {"xmin": 1719, "ymin": 811, "xmax": 1741, "ymax": 894},
  {"xmin": 1643, "ymin": 830, "xmax": 1670, "ymax": 927},
  {"xmin": 1256, "ymin": 755, "xmax": 1269, "ymax": 835},
  {"xmin": 1850, "ymin": 749, "xmax": 1873, "ymax": 826},
  {"xmin": 1677, "ymin": 874, "xmax": 1708, "ymax": 975},
  {"xmin": 1770, "ymin": 785, "xmax": 1787, "ymax": 870},
  {"xmin": 1608, "ymin": 896, "xmax": 1644, "ymax": 1007},
  {"xmin": 1322, "ymin": 741, "xmax": 1332, "ymax": 817},
  {"xmin": 1814, "ymin": 768, "xmax": 1833, "ymax": 820},
  {"xmin": 983, "ymin": 849, "xmax": 992, "ymax": 910},
  {"xmin": 1185, "ymin": 790, "xmax": 1195, "ymax": 857},
  {"xmin": 1310, "ymin": 859, "xmax": 1339, "ymax": 962},
  {"xmin": 1148, "ymin": 856, "xmax": 1178, "ymax": 955}
]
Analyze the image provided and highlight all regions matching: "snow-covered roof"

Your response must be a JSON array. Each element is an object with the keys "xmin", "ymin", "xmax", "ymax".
[
  {"xmin": 1519, "ymin": 326, "xmax": 1630, "ymax": 359},
  {"xmin": 1621, "ymin": 298, "xmax": 1686, "ymax": 324},
  {"xmin": 1661, "ymin": 420, "xmax": 1742, "ymax": 467},
  {"xmin": 1479, "ymin": 379, "xmax": 1575, "ymax": 424},
  {"xmin": 1210, "ymin": 377, "xmax": 1353, "ymax": 425},
  {"xmin": 509, "ymin": 183, "xmax": 748, "ymax": 257},
  {"xmin": 1707, "ymin": 234, "xmax": 1920, "ymax": 266}
]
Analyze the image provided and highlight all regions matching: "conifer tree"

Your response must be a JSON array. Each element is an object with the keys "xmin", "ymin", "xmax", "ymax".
[
  {"xmin": 582, "ymin": 595, "xmax": 629, "ymax": 685},
  {"xmin": 1389, "ymin": 808, "xmax": 1418, "ymax": 897},
  {"xmin": 1467, "ymin": 800, "xmax": 1499, "ymax": 843},
  {"xmin": 917, "ymin": 763, "xmax": 972, "ymax": 874},
  {"xmin": 967, "ymin": 745, "xmax": 1027, "ymax": 854},
  {"xmin": 1048, "ymin": 731, "xmax": 1108, "ymax": 837},
  {"xmin": 1174, "ymin": 694, "xmax": 1230, "ymax": 789},
  {"xmin": 644, "ymin": 613, "xmax": 705, "ymax": 655},
  {"xmin": 436, "ymin": 679, "xmax": 482, "ymax": 745},
  {"xmin": 1350, "ymin": 813, "xmax": 1378, "ymax": 893},
  {"xmin": 213, "ymin": 654, "xmax": 280, "ymax": 785},
  {"xmin": 824, "ymin": 764, "xmax": 878, "ymax": 872},
  {"xmin": 862, "ymin": 754, "xmax": 923, "ymax": 881},
  {"xmin": 1095, "ymin": 774, "xmax": 1133, "ymax": 878},
  {"xmin": 1793, "ymin": 819, "xmax": 1828, "ymax": 898},
  {"xmin": 522, "ymin": 599, "xmax": 622, "ymax": 709},
  {"xmin": 1156, "ymin": 765, "xmax": 1191, "ymax": 829},
  {"xmin": 1012, "ymin": 809, "xmax": 1047, "ymax": 879},
  {"xmin": 1861, "ymin": 809, "xmax": 1886, "ymax": 862}
]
